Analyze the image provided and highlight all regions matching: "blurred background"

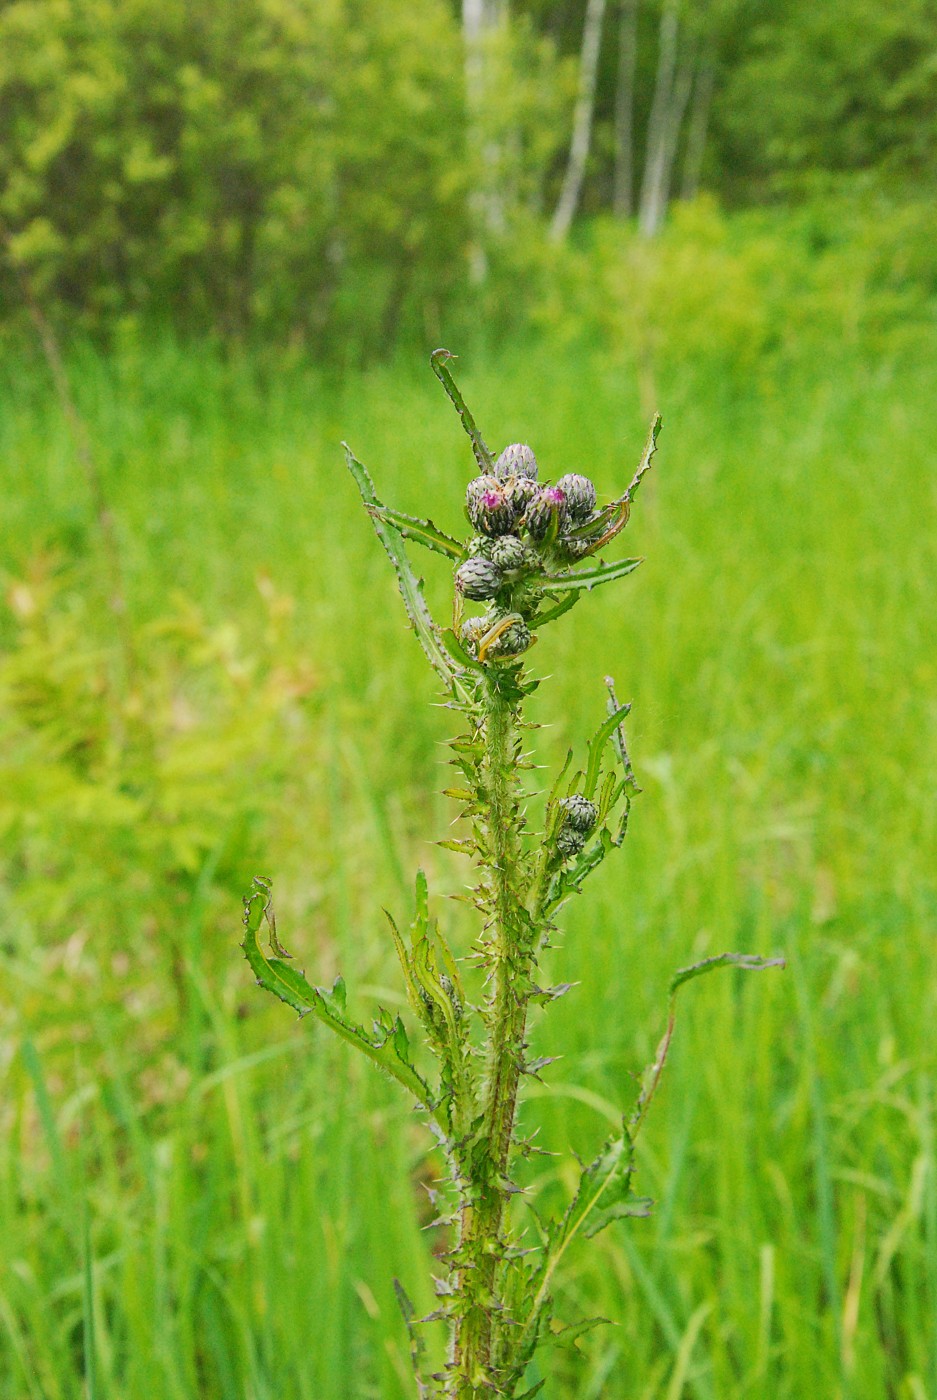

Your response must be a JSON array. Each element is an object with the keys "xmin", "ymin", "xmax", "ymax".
[{"xmin": 0, "ymin": 1, "xmax": 935, "ymax": 1396}]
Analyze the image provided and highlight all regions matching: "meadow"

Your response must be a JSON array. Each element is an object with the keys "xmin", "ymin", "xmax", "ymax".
[{"xmin": 1, "ymin": 298, "xmax": 936, "ymax": 1396}]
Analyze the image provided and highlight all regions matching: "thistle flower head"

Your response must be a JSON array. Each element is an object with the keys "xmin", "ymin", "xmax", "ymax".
[
  {"xmin": 456, "ymin": 556, "xmax": 503, "ymax": 600},
  {"xmin": 559, "ymin": 794, "xmax": 599, "ymax": 834},
  {"xmin": 482, "ymin": 613, "xmax": 531, "ymax": 660},
  {"xmin": 556, "ymin": 825, "xmax": 587, "ymax": 858},
  {"xmin": 490, "ymin": 534, "xmax": 538, "ymax": 574},
  {"xmin": 494, "ymin": 442, "xmax": 538, "ymax": 482},
  {"xmin": 466, "ymin": 475, "xmax": 517, "ymax": 537},
  {"xmin": 524, "ymin": 485, "xmax": 568, "ymax": 541},
  {"xmin": 555, "ymin": 473, "xmax": 597, "ymax": 523}
]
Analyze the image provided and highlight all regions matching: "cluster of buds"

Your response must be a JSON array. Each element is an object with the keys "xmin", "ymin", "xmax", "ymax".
[
  {"xmin": 457, "ymin": 442, "xmax": 610, "ymax": 661},
  {"xmin": 556, "ymin": 794, "xmax": 599, "ymax": 859}
]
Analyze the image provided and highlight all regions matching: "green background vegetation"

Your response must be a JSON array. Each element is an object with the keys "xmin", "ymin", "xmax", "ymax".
[{"xmin": 1, "ymin": 0, "xmax": 936, "ymax": 1396}]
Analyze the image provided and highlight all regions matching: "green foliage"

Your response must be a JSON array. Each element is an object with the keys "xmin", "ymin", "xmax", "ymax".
[
  {"xmin": 2, "ymin": 0, "xmax": 934, "ymax": 354},
  {"xmin": 2, "ymin": 320, "xmax": 937, "ymax": 1397},
  {"xmin": 0, "ymin": 0, "xmax": 467, "ymax": 353},
  {"xmin": 719, "ymin": 0, "xmax": 937, "ymax": 194},
  {"xmin": 0, "ymin": 553, "xmax": 315, "ymax": 981},
  {"xmin": 242, "ymin": 354, "xmax": 785, "ymax": 1396}
]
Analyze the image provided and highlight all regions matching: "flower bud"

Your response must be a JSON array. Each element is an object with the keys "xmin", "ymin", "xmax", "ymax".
[
  {"xmin": 483, "ymin": 614, "xmax": 531, "ymax": 660},
  {"xmin": 557, "ymin": 535, "xmax": 594, "ymax": 562},
  {"xmin": 556, "ymin": 826, "xmax": 587, "ymax": 859},
  {"xmin": 456, "ymin": 556, "xmax": 503, "ymax": 601},
  {"xmin": 559, "ymin": 795, "xmax": 598, "ymax": 834},
  {"xmin": 465, "ymin": 535, "xmax": 495, "ymax": 560},
  {"xmin": 465, "ymin": 475, "xmax": 517, "ymax": 537},
  {"xmin": 490, "ymin": 534, "xmax": 537, "ymax": 573},
  {"xmin": 524, "ymin": 485, "xmax": 568, "ymax": 541},
  {"xmin": 555, "ymin": 473, "xmax": 597, "ymax": 523},
  {"xmin": 459, "ymin": 614, "xmax": 489, "ymax": 657},
  {"xmin": 503, "ymin": 474, "xmax": 538, "ymax": 516},
  {"xmin": 494, "ymin": 443, "xmax": 538, "ymax": 482}
]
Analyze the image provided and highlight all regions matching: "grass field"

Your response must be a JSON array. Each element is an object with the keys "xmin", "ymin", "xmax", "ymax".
[{"xmin": 1, "ymin": 322, "xmax": 936, "ymax": 1398}]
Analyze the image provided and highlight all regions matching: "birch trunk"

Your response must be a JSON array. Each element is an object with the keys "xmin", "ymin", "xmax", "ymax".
[
  {"xmin": 463, "ymin": 0, "xmax": 508, "ymax": 279},
  {"xmin": 549, "ymin": 0, "xmax": 608, "ymax": 242},
  {"xmin": 613, "ymin": 0, "xmax": 639, "ymax": 218},
  {"xmin": 681, "ymin": 52, "xmax": 715, "ymax": 200},
  {"xmin": 637, "ymin": 0, "xmax": 679, "ymax": 237}
]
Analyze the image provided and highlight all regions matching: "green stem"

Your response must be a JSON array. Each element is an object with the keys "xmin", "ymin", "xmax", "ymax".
[{"xmin": 452, "ymin": 676, "xmax": 533, "ymax": 1397}]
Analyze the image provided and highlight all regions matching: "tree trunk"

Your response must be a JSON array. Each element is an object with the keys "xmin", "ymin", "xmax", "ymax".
[
  {"xmin": 549, "ymin": 0, "xmax": 608, "ymax": 242},
  {"xmin": 681, "ymin": 51, "xmax": 715, "ymax": 200},
  {"xmin": 638, "ymin": 0, "xmax": 694, "ymax": 237},
  {"xmin": 613, "ymin": 0, "xmax": 638, "ymax": 218},
  {"xmin": 463, "ymin": 0, "xmax": 508, "ymax": 280}
]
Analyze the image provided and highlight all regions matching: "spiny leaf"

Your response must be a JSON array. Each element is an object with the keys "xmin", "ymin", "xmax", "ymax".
[
  {"xmin": 430, "ymin": 347, "xmax": 495, "ymax": 473},
  {"xmin": 583, "ymin": 701, "xmax": 632, "ymax": 799},
  {"xmin": 625, "ymin": 412, "xmax": 662, "ymax": 503},
  {"xmin": 393, "ymin": 1279, "xmax": 430, "ymax": 1400},
  {"xmin": 516, "ymin": 1121, "xmax": 638, "ymax": 1364},
  {"xmin": 669, "ymin": 951, "xmax": 786, "ymax": 996},
  {"xmin": 532, "ymin": 556, "xmax": 643, "ymax": 595},
  {"xmin": 605, "ymin": 674, "xmax": 640, "ymax": 792},
  {"xmin": 344, "ymin": 444, "xmax": 468, "ymax": 699},
  {"xmin": 548, "ymin": 1315, "xmax": 612, "ymax": 1351},
  {"xmin": 630, "ymin": 951, "xmax": 786, "ymax": 1138},
  {"xmin": 531, "ymin": 591, "xmax": 580, "ymax": 628},
  {"xmin": 242, "ymin": 877, "xmax": 441, "ymax": 1125},
  {"xmin": 442, "ymin": 628, "xmax": 485, "ymax": 673},
  {"xmin": 367, "ymin": 504, "xmax": 463, "ymax": 559}
]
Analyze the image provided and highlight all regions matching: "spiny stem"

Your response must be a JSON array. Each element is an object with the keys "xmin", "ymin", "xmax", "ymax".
[{"xmin": 452, "ymin": 676, "xmax": 533, "ymax": 1396}]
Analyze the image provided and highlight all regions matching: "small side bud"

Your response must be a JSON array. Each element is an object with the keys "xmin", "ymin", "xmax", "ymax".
[
  {"xmin": 460, "ymin": 614, "xmax": 489, "ymax": 656},
  {"xmin": 494, "ymin": 443, "xmax": 538, "ymax": 482},
  {"xmin": 483, "ymin": 614, "xmax": 532, "ymax": 660},
  {"xmin": 456, "ymin": 557, "xmax": 503, "ymax": 600},
  {"xmin": 465, "ymin": 476, "xmax": 517, "ymax": 537},
  {"xmin": 464, "ymin": 535, "xmax": 495, "ymax": 560},
  {"xmin": 559, "ymin": 795, "xmax": 598, "ymax": 834},
  {"xmin": 556, "ymin": 826, "xmax": 587, "ymax": 859},
  {"xmin": 490, "ymin": 535, "xmax": 538, "ymax": 573},
  {"xmin": 555, "ymin": 473, "xmax": 597, "ymax": 522}
]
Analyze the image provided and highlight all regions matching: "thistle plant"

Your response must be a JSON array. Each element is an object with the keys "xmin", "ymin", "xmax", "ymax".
[{"xmin": 241, "ymin": 350, "xmax": 782, "ymax": 1398}]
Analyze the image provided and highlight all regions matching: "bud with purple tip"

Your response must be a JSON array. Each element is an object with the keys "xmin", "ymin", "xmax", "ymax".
[
  {"xmin": 524, "ymin": 485, "xmax": 568, "ymax": 541},
  {"xmin": 465, "ymin": 475, "xmax": 517, "ymax": 537},
  {"xmin": 555, "ymin": 473, "xmax": 597, "ymax": 523}
]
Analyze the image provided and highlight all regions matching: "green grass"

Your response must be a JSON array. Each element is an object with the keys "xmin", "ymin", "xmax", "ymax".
[{"xmin": 1, "ymin": 323, "xmax": 936, "ymax": 1399}]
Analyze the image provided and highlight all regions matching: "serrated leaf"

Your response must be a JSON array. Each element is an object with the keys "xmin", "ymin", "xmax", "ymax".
[
  {"xmin": 549, "ymin": 1315, "xmax": 612, "ymax": 1350},
  {"xmin": 630, "ymin": 950, "xmax": 785, "ymax": 1137},
  {"xmin": 367, "ymin": 505, "xmax": 463, "ymax": 559},
  {"xmin": 533, "ymin": 556, "xmax": 643, "ymax": 595},
  {"xmin": 625, "ymin": 412, "xmax": 662, "ymax": 503},
  {"xmin": 669, "ymin": 951, "xmax": 786, "ymax": 996},
  {"xmin": 436, "ymin": 837, "xmax": 477, "ymax": 855},
  {"xmin": 242, "ymin": 877, "xmax": 441, "ymax": 1125},
  {"xmin": 344, "ymin": 445, "xmax": 469, "ymax": 698},
  {"xmin": 515, "ymin": 1382, "xmax": 547, "ymax": 1399},
  {"xmin": 532, "ymin": 591, "xmax": 579, "ymax": 629},
  {"xmin": 430, "ymin": 348, "xmax": 495, "ymax": 473},
  {"xmin": 583, "ymin": 701, "xmax": 632, "ymax": 799}
]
